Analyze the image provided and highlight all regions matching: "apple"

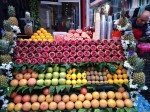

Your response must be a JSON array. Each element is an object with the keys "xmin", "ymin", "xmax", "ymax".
[
  {"xmin": 45, "ymin": 73, "xmax": 52, "ymax": 79},
  {"xmin": 53, "ymin": 66, "xmax": 59, "ymax": 72},
  {"xmin": 52, "ymin": 79, "xmax": 58, "ymax": 86},
  {"xmin": 59, "ymin": 78, "xmax": 66, "ymax": 85},
  {"xmin": 47, "ymin": 67, "xmax": 53, "ymax": 73},
  {"xmin": 37, "ymin": 79, "xmax": 44, "ymax": 86},
  {"xmin": 53, "ymin": 72, "xmax": 59, "ymax": 79},
  {"xmin": 60, "ymin": 67, "xmax": 66, "ymax": 72},
  {"xmin": 38, "ymin": 74, "xmax": 45, "ymax": 79},
  {"xmin": 44, "ymin": 79, "xmax": 52, "ymax": 86},
  {"xmin": 80, "ymin": 87, "xmax": 87, "ymax": 95},
  {"xmin": 59, "ymin": 72, "xmax": 66, "ymax": 78}
]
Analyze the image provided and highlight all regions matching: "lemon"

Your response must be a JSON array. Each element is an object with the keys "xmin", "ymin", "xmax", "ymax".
[
  {"xmin": 118, "ymin": 79, "xmax": 124, "ymax": 84},
  {"xmin": 81, "ymin": 79, "xmax": 87, "ymax": 84},
  {"xmin": 114, "ymin": 79, "xmax": 119, "ymax": 84},
  {"xmin": 81, "ymin": 72, "xmax": 86, "ymax": 79},
  {"xmin": 77, "ymin": 73, "xmax": 82, "ymax": 79},
  {"xmin": 67, "ymin": 69, "xmax": 72, "ymax": 74},
  {"xmin": 71, "ymin": 74, "xmax": 76, "ymax": 80},
  {"xmin": 108, "ymin": 79, "xmax": 113, "ymax": 84},
  {"xmin": 72, "ymin": 68, "xmax": 76, "ymax": 73},
  {"xmin": 66, "ymin": 74, "xmax": 71, "ymax": 80},
  {"xmin": 72, "ymin": 80, "xmax": 76, "ymax": 85},
  {"xmin": 66, "ymin": 80, "xmax": 72, "ymax": 85},
  {"xmin": 123, "ymin": 79, "xmax": 129, "ymax": 84},
  {"xmin": 76, "ymin": 79, "xmax": 82, "ymax": 84}
]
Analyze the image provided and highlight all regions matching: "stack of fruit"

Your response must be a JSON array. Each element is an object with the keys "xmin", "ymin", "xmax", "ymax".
[
  {"xmin": 7, "ymin": 87, "xmax": 133, "ymax": 111},
  {"xmin": 86, "ymin": 67, "xmax": 108, "ymax": 84},
  {"xmin": 36, "ymin": 66, "xmax": 67, "ymax": 86},
  {"xmin": 107, "ymin": 65, "xmax": 129, "ymax": 84},
  {"xmin": 10, "ymin": 69, "xmax": 38, "ymax": 87},
  {"xmin": 14, "ymin": 39, "xmax": 125, "ymax": 64},
  {"xmin": 66, "ymin": 68, "xmax": 88, "ymax": 85}
]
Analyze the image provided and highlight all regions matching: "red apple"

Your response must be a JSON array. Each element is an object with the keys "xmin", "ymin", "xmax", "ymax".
[
  {"xmin": 80, "ymin": 87, "xmax": 87, "ymax": 95},
  {"xmin": 118, "ymin": 87, "xmax": 125, "ymax": 93}
]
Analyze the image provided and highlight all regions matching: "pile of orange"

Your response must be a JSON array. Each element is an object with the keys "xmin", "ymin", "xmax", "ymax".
[
  {"xmin": 107, "ymin": 65, "xmax": 129, "ymax": 84},
  {"xmin": 30, "ymin": 28, "xmax": 53, "ymax": 42}
]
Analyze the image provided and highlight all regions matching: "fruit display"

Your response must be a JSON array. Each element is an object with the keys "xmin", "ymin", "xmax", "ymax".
[{"xmin": 14, "ymin": 39, "xmax": 125, "ymax": 64}]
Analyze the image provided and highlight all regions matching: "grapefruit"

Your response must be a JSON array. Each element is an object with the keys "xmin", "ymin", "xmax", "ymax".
[
  {"xmin": 14, "ymin": 103, "xmax": 22, "ymax": 111},
  {"xmin": 83, "ymin": 100, "xmax": 91, "ymax": 109},
  {"xmin": 43, "ymin": 88, "xmax": 50, "ymax": 95},
  {"xmin": 40, "ymin": 102, "xmax": 49, "ymax": 111},
  {"xmin": 22, "ymin": 102, "xmax": 31, "ymax": 111},
  {"xmin": 46, "ymin": 95, "xmax": 53, "ymax": 103},
  {"xmin": 70, "ymin": 94, "xmax": 78, "ymax": 102},
  {"xmin": 54, "ymin": 94, "xmax": 61, "ymax": 103},
  {"xmin": 66, "ymin": 101, "xmax": 74, "ymax": 110},
  {"xmin": 31, "ymin": 102, "xmax": 40, "ymax": 111},
  {"xmin": 31, "ymin": 94, "xmax": 38, "ymax": 102},
  {"xmin": 116, "ymin": 100, "xmax": 124, "ymax": 108},
  {"xmin": 14, "ymin": 95, "xmax": 22, "ymax": 103},
  {"xmin": 10, "ymin": 79, "xmax": 18, "ymax": 86},
  {"xmin": 62, "ymin": 95, "xmax": 70, "ymax": 103},
  {"xmin": 99, "ymin": 92, "xmax": 107, "ymax": 99},
  {"xmin": 57, "ymin": 101, "xmax": 66, "ymax": 110},
  {"xmin": 107, "ymin": 91, "xmax": 115, "ymax": 99},
  {"xmin": 49, "ymin": 102, "xmax": 57, "ymax": 110},
  {"xmin": 85, "ymin": 93, "xmax": 92, "ymax": 101},
  {"xmin": 38, "ymin": 94, "xmax": 46, "ymax": 102},
  {"xmin": 77, "ymin": 94, "xmax": 85, "ymax": 102},
  {"xmin": 91, "ymin": 99, "xmax": 100, "ymax": 108},
  {"xmin": 99, "ymin": 100, "xmax": 107, "ymax": 108},
  {"xmin": 124, "ymin": 99, "xmax": 133, "ymax": 107},
  {"xmin": 7, "ymin": 102, "xmax": 15, "ymax": 111},
  {"xmin": 122, "ymin": 92, "xmax": 130, "ymax": 99},
  {"xmin": 107, "ymin": 99, "xmax": 116, "ymax": 108},
  {"xmin": 27, "ymin": 78, "xmax": 36, "ymax": 86},
  {"xmin": 92, "ymin": 91, "xmax": 100, "ymax": 99},
  {"xmin": 22, "ymin": 94, "xmax": 30, "ymax": 102},
  {"xmin": 75, "ymin": 101, "xmax": 83, "ymax": 109},
  {"xmin": 115, "ymin": 92, "xmax": 122, "ymax": 100}
]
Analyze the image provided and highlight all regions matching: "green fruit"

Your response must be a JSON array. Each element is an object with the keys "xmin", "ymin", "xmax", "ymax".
[
  {"xmin": 60, "ymin": 67, "xmax": 66, "ymax": 72},
  {"xmin": 37, "ymin": 79, "xmax": 44, "ymax": 86},
  {"xmin": 47, "ymin": 67, "xmax": 53, "ymax": 73},
  {"xmin": 44, "ymin": 79, "xmax": 52, "ymax": 86},
  {"xmin": 59, "ymin": 78, "xmax": 66, "ymax": 85},
  {"xmin": 59, "ymin": 72, "xmax": 66, "ymax": 78},
  {"xmin": 45, "ymin": 73, "xmax": 52, "ymax": 79},
  {"xmin": 53, "ymin": 65, "xmax": 59, "ymax": 72},
  {"xmin": 52, "ymin": 79, "xmax": 58, "ymax": 86},
  {"xmin": 53, "ymin": 72, "xmax": 59, "ymax": 79}
]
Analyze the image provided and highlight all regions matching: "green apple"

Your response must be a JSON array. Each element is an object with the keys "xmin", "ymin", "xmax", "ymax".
[
  {"xmin": 53, "ymin": 66, "xmax": 59, "ymax": 72},
  {"xmin": 38, "ymin": 74, "xmax": 45, "ymax": 79},
  {"xmin": 45, "ymin": 73, "xmax": 52, "ymax": 79},
  {"xmin": 53, "ymin": 72, "xmax": 59, "ymax": 79},
  {"xmin": 59, "ymin": 78, "xmax": 66, "ymax": 85},
  {"xmin": 52, "ymin": 79, "xmax": 58, "ymax": 86},
  {"xmin": 60, "ymin": 67, "xmax": 66, "ymax": 72},
  {"xmin": 36, "ymin": 79, "xmax": 44, "ymax": 86},
  {"xmin": 44, "ymin": 79, "xmax": 52, "ymax": 86},
  {"xmin": 59, "ymin": 72, "xmax": 66, "ymax": 78},
  {"xmin": 47, "ymin": 67, "xmax": 53, "ymax": 73}
]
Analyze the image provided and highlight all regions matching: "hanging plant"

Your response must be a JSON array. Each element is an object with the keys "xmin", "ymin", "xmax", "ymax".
[{"xmin": 28, "ymin": 0, "xmax": 41, "ymax": 31}]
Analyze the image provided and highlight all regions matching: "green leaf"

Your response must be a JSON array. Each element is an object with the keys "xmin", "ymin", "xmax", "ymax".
[
  {"xmin": 87, "ymin": 108, "xmax": 92, "ymax": 112},
  {"xmin": 106, "ymin": 108, "xmax": 112, "ymax": 112},
  {"xmin": 56, "ymin": 86, "xmax": 61, "ymax": 94},
  {"xmin": 60, "ymin": 85, "xmax": 66, "ymax": 92},
  {"xmin": 96, "ymin": 62, "xmax": 106, "ymax": 71},
  {"xmin": 29, "ymin": 86, "xmax": 34, "ymax": 93},
  {"xmin": 78, "ymin": 109, "xmax": 87, "ymax": 112},
  {"xmin": 34, "ymin": 86, "xmax": 45, "ymax": 90},
  {"xmin": 16, "ymin": 86, "xmax": 24, "ymax": 93},
  {"xmin": 116, "ymin": 108, "xmax": 125, "ymax": 112},
  {"xmin": 71, "ymin": 109, "xmax": 77, "ymax": 112},
  {"xmin": 65, "ymin": 85, "xmax": 71, "ymax": 92},
  {"xmin": 55, "ymin": 110, "xmax": 61, "ymax": 112},
  {"xmin": 107, "ymin": 63, "xmax": 117, "ymax": 74},
  {"xmin": 124, "ymin": 107, "xmax": 133, "ymax": 112},
  {"xmin": 94, "ymin": 109, "xmax": 100, "ymax": 112},
  {"xmin": 49, "ymin": 86, "xmax": 55, "ymax": 96},
  {"xmin": 22, "ymin": 86, "xmax": 29, "ymax": 93},
  {"xmin": 45, "ymin": 110, "xmax": 53, "ymax": 112},
  {"xmin": 73, "ymin": 84, "xmax": 83, "ymax": 88},
  {"xmin": 7, "ymin": 86, "xmax": 16, "ymax": 97},
  {"xmin": 62, "ymin": 64, "xmax": 71, "ymax": 70}
]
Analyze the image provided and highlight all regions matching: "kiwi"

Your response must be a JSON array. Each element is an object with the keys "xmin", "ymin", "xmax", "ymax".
[
  {"xmin": 87, "ymin": 76, "xmax": 91, "ymax": 81},
  {"xmin": 103, "ymin": 76, "xmax": 107, "ymax": 81},
  {"xmin": 88, "ymin": 81, "xmax": 92, "ymax": 84},
  {"xmin": 94, "ymin": 71, "xmax": 98, "ymax": 75},
  {"xmin": 95, "ymin": 76, "xmax": 100, "ymax": 81},
  {"xmin": 86, "ymin": 71, "xmax": 90, "ymax": 76},
  {"xmin": 99, "ymin": 81, "xmax": 104, "ymax": 84},
  {"xmin": 95, "ymin": 81, "xmax": 99, "ymax": 84},
  {"xmin": 98, "ymin": 72, "xmax": 102, "ymax": 76},
  {"xmin": 104, "ymin": 81, "xmax": 108, "ymax": 84},
  {"xmin": 102, "ymin": 72, "xmax": 106, "ymax": 76},
  {"xmin": 91, "ymin": 67, "xmax": 95, "ymax": 71},
  {"xmin": 91, "ymin": 76, "xmax": 96, "ymax": 81},
  {"xmin": 87, "ymin": 67, "xmax": 91, "ymax": 71},
  {"xmin": 90, "ymin": 71, "xmax": 94, "ymax": 75},
  {"xmin": 99, "ymin": 76, "xmax": 103, "ymax": 81},
  {"xmin": 92, "ymin": 81, "xmax": 96, "ymax": 84}
]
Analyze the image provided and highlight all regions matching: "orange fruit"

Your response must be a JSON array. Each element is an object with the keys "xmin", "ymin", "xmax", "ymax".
[
  {"xmin": 40, "ymin": 28, "xmax": 45, "ymax": 31},
  {"xmin": 31, "ymin": 35, "xmax": 35, "ymax": 39},
  {"xmin": 43, "ymin": 30, "xmax": 47, "ymax": 33},
  {"xmin": 116, "ymin": 70, "xmax": 122, "ymax": 74},
  {"xmin": 114, "ymin": 79, "xmax": 119, "ymax": 84},
  {"xmin": 108, "ymin": 79, "xmax": 113, "ymax": 84},
  {"xmin": 115, "ymin": 64, "xmax": 119, "ymax": 69},
  {"xmin": 122, "ymin": 74, "xmax": 128, "ymax": 79},
  {"xmin": 36, "ymin": 36, "xmax": 41, "ymax": 39},
  {"xmin": 118, "ymin": 65, "xmax": 123, "ymax": 70},
  {"xmin": 113, "ymin": 74, "xmax": 118, "ymax": 79},
  {"xmin": 107, "ymin": 74, "xmax": 113, "ymax": 79},
  {"xmin": 48, "ymin": 39, "xmax": 53, "ymax": 42},
  {"xmin": 117, "ymin": 74, "xmax": 123, "ymax": 79},
  {"xmin": 43, "ymin": 39, "xmax": 47, "ymax": 41},
  {"xmin": 123, "ymin": 79, "xmax": 129, "ymax": 84},
  {"xmin": 37, "ymin": 30, "xmax": 41, "ymax": 34},
  {"xmin": 118, "ymin": 79, "xmax": 124, "ymax": 84},
  {"xmin": 121, "ymin": 68, "xmax": 127, "ymax": 74},
  {"xmin": 34, "ymin": 33, "xmax": 38, "ymax": 36}
]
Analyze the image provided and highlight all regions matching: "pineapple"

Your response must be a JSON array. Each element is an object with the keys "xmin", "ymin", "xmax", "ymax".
[
  {"xmin": 0, "ymin": 54, "xmax": 12, "ymax": 64},
  {"xmin": 127, "ymin": 53, "xmax": 137, "ymax": 64},
  {"xmin": 122, "ymin": 34, "xmax": 129, "ymax": 40},
  {"xmin": 118, "ymin": 9, "xmax": 128, "ymax": 27},
  {"xmin": 128, "ymin": 34, "xmax": 135, "ymax": 41},
  {"xmin": 24, "ymin": 12, "xmax": 33, "ymax": 35},
  {"xmin": 0, "ymin": 75, "xmax": 7, "ymax": 86},
  {"xmin": 133, "ymin": 58, "xmax": 145, "ymax": 84},
  {"xmin": 8, "ymin": 6, "xmax": 18, "ymax": 26},
  {"xmin": 3, "ymin": 20, "xmax": 13, "ymax": 41}
]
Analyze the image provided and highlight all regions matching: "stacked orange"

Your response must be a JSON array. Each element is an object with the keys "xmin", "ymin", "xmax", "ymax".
[
  {"xmin": 30, "ymin": 28, "xmax": 53, "ymax": 42},
  {"xmin": 107, "ymin": 65, "xmax": 129, "ymax": 84}
]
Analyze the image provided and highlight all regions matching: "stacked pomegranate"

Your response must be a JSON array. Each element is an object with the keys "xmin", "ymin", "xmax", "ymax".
[{"xmin": 14, "ymin": 39, "xmax": 124, "ymax": 64}]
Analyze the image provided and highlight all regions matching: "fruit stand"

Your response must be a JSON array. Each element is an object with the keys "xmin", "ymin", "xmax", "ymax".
[{"xmin": 0, "ymin": 6, "xmax": 150, "ymax": 112}]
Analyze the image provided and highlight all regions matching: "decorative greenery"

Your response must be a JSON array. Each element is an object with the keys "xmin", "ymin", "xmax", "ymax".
[{"xmin": 28, "ymin": 0, "xmax": 41, "ymax": 31}]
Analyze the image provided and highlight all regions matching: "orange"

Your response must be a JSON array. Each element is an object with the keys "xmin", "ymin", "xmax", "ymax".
[
  {"xmin": 40, "ymin": 36, "xmax": 45, "ymax": 39},
  {"xmin": 118, "ymin": 65, "xmax": 123, "ymax": 70},
  {"xmin": 123, "ymin": 79, "xmax": 129, "ymax": 84},
  {"xmin": 37, "ymin": 30, "xmax": 41, "ymax": 34},
  {"xmin": 108, "ymin": 79, "xmax": 113, "ymax": 84},
  {"xmin": 118, "ymin": 79, "xmax": 124, "ymax": 84},
  {"xmin": 31, "ymin": 35, "xmax": 35, "ymax": 39},
  {"xmin": 40, "ymin": 28, "xmax": 45, "ymax": 31},
  {"xmin": 36, "ymin": 36, "xmax": 41, "ymax": 39},
  {"xmin": 117, "ymin": 74, "xmax": 123, "ymax": 79},
  {"xmin": 39, "ymin": 33, "xmax": 44, "ymax": 36},
  {"xmin": 122, "ymin": 74, "xmax": 128, "ymax": 79},
  {"xmin": 121, "ymin": 68, "xmax": 127, "ymax": 74},
  {"xmin": 116, "ymin": 70, "xmax": 122, "ymax": 74},
  {"xmin": 33, "ymin": 39, "xmax": 38, "ymax": 42},
  {"xmin": 113, "ymin": 74, "xmax": 118, "ymax": 79},
  {"xmin": 43, "ymin": 39, "xmax": 47, "ymax": 41},
  {"xmin": 48, "ymin": 39, "xmax": 53, "ymax": 42},
  {"xmin": 45, "ymin": 35, "xmax": 51, "ymax": 39},
  {"xmin": 43, "ymin": 30, "xmax": 47, "ymax": 33},
  {"xmin": 114, "ymin": 79, "xmax": 119, "ymax": 84},
  {"xmin": 107, "ymin": 74, "xmax": 113, "ymax": 79},
  {"xmin": 33, "ymin": 33, "xmax": 38, "ymax": 36}
]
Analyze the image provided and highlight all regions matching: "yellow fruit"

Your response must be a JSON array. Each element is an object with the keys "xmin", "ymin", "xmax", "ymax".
[
  {"xmin": 66, "ymin": 74, "xmax": 71, "ymax": 80},
  {"xmin": 122, "ymin": 74, "xmax": 128, "ymax": 79},
  {"xmin": 72, "ymin": 68, "xmax": 76, "ymax": 73},
  {"xmin": 121, "ymin": 68, "xmax": 127, "ymax": 74},
  {"xmin": 34, "ymin": 33, "xmax": 38, "ymax": 36},
  {"xmin": 114, "ymin": 79, "xmax": 119, "ymax": 84},
  {"xmin": 67, "ymin": 69, "xmax": 72, "ymax": 74},
  {"xmin": 7, "ymin": 102, "xmax": 15, "ymax": 111},
  {"xmin": 108, "ymin": 79, "xmax": 113, "ymax": 84},
  {"xmin": 107, "ymin": 99, "xmax": 116, "ymax": 108},
  {"xmin": 37, "ymin": 30, "xmax": 41, "ymax": 34},
  {"xmin": 76, "ymin": 79, "xmax": 82, "ymax": 84},
  {"xmin": 72, "ymin": 80, "xmax": 76, "ymax": 85},
  {"xmin": 48, "ymin": 39, "xmax": 53, "ymax": 42},
  {"xmin": 118, "ymin": 79, "xmax": 124, "ymax": 84},
  {"xmin": 77, "ymin": 73, "xmax": 82, "ymax": 79},
  {"xmin": 123, "ymin": 79, "xmax": 129, "ymax": 84},
  {"xmin": 116, "ymin": 69, "xmax": 122, "ymax": 74},
  {"xmin": 71, "ymin": 74, "xmax": 76, "ymax": 80},
  {"xmin": 107, "ymin": 74, "xmax": 113, "ymax": 79},
  {"xmin": 81, "ymin": 72, "xmax": 86, "ymax": 79},
  {"xmin": 113, "ymin": 74, "xmax": 118, "ymax": 79},
  {"xmin": 81, "ymin": 79, "xmax": 87, "ymax": 84},
  {"xmin": 118, "ymin": 74, "xmax": 123, "ymax": 79},
  {"xmin": 66, "ymin": 80, "xmax": 72, "ymax": 85}
]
